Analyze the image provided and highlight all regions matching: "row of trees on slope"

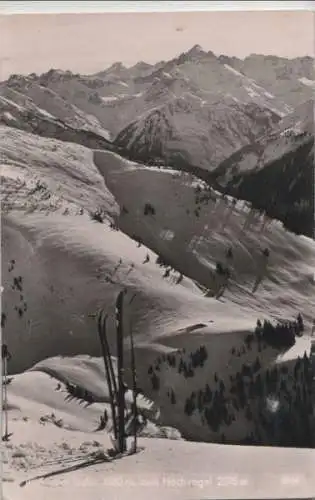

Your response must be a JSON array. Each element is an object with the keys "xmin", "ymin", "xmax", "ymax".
[
  {"xmin": 254, "ymin": 314, "xmax": 304, "ymax": 349},
  {"xmin": 146, "ymin": 311, "xmax": 312, "ymax": 447}
]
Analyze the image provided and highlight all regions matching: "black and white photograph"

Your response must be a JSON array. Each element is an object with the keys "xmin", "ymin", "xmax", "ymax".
[{"xmin": 1, "ymin": 3, "xmax": 315, "ymax": 499}]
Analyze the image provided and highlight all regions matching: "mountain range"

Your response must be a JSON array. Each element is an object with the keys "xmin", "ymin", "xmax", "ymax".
[{"xmin": 1, "ymin": 44, "xmax": 313, "ymax": 236}]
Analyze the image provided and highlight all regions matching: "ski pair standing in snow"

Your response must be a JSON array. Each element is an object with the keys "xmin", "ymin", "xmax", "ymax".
[
  {"xmin": 2, "ymin": 343, "xmax": 12, "ymax": 441},
  {"xmin": 97, "ymin": 289, "xmax": 139, "ymax": 455},
  {"xmin": 97, "ymin": 291, "xmax": 128, "ymax": 453}
]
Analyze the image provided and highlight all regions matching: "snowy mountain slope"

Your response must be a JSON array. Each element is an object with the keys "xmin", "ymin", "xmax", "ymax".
[
  {"xmin": 2, "ymin": 130, "xmax": 314, "ymax": 448},
  {"xmin": 211, "ymin": 102, "xmax": 314, "ymax": 237},
  {"xmin": 96, "ymin": 71, "xmax": 221, "ymax": 138},
  {"xmin": 2, "ymin": 207, "xmax": 260, "ymax": 374},
  {"xmin": 32, "ymin": 69, "xmax": 183, "ymax": 138},
  {"xmin": 1, "ymin": 78, "xmax": 112, "ymax": 140},
  {"xmin": 5, "ymin": 72, "xmax": 128, "ymax": 139},
  {"xmin": 91, "ymin": 60, "xmax": 156, "ymax": 94},
  {"xmin": 0, "ymin": 126, "xmax": 118, "ymax": 217},
  {"xmin": 94, "ymin": 149, "xmax": 315, "ymax": 327},
  {"xmin": 0, "ymin": 93, "xmax": 115, "ymax": 151},
  {"xmin": 213, "ymin": 100, "xmax": 314, "ymax": 181},
  {"xmin": 218, "ymin": 53, "xmax": 314, "ymax": 108},
  {"xmin": 174, "ymin": 58, "xmax": 291, "ymax": 117},
  {"xmin": 79, "ymin": 71, "xmax": 212, "ymax": 138},
  {"xmin": 29, "ymin": 356, "xmax": 156, "ymax": 414},
  {"xmin": 299, "ymin": 76, "xmax": 315, "ymax": 90},
  {"xmin": 113, "ymin": 95, "xmax": 280, "ymax": 172},
  {"xmin": 2, "ymin": 134, "xmax": 313, "ymax": 367},
  {"xmin": 141, "ymin": 71, "xmax": 201, "ymax": 102},
  {"xmin": 276, "ymin": 98, "xmax": 314, "ymax": 135},
  {"xmin": 6, "ymin": 358, "xmax": 157, "ymax": 432},
  {"xmin": 135, "ymin": 46, "xmax": 293, "ymax": 115},
  {"xmin": 7, "ymin": 205, "xmax": 309, "ymax": 446},
  {"xmin": 110, "ymin": 49, "xmax": 315, "ymax": 176}
]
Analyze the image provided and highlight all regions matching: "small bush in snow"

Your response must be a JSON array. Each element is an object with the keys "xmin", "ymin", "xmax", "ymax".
[{"xmin": 90, "ymin": 209, "xmax": 105, "ymax": 223}]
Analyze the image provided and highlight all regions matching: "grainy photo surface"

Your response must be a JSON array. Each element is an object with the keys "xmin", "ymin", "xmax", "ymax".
[{"xmin": 1, "ymin": 7, "xmax": 315, "ymax": 500}]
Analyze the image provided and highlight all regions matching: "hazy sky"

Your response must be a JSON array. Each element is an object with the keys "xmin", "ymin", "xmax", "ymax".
[{"xmin": 1, "ymin": 10, "xmax": 314, "ymax": 78}]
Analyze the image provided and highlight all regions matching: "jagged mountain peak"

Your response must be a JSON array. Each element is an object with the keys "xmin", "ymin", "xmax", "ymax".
[
  {"xmin": 94, "ymin": 61, "xmax": 128, "ymax": 80},
  {"xmin": 185, "ymin": 44, "xmax": 216, "ymax": 59},
  {"xmin": 38, "ymin": 68, "xmax": 79, "ymax": 85},
  {"xmin": 131, "ymin": 61, "xmax": 153, "ymax": 70},
  {"xmin": 187, "ymin": 44, "xmax": 205, "ymax": 56},
  {"xmin": 175, "ymin": 44, "xmax": 215, "ymax": 65},
  {"xmin": 107, "ymin": 61, "xmax": 126, "ymax": 72},
  {"xmin": 6, "ymin": 73, "xmax": 33, "ymax": 88}
]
